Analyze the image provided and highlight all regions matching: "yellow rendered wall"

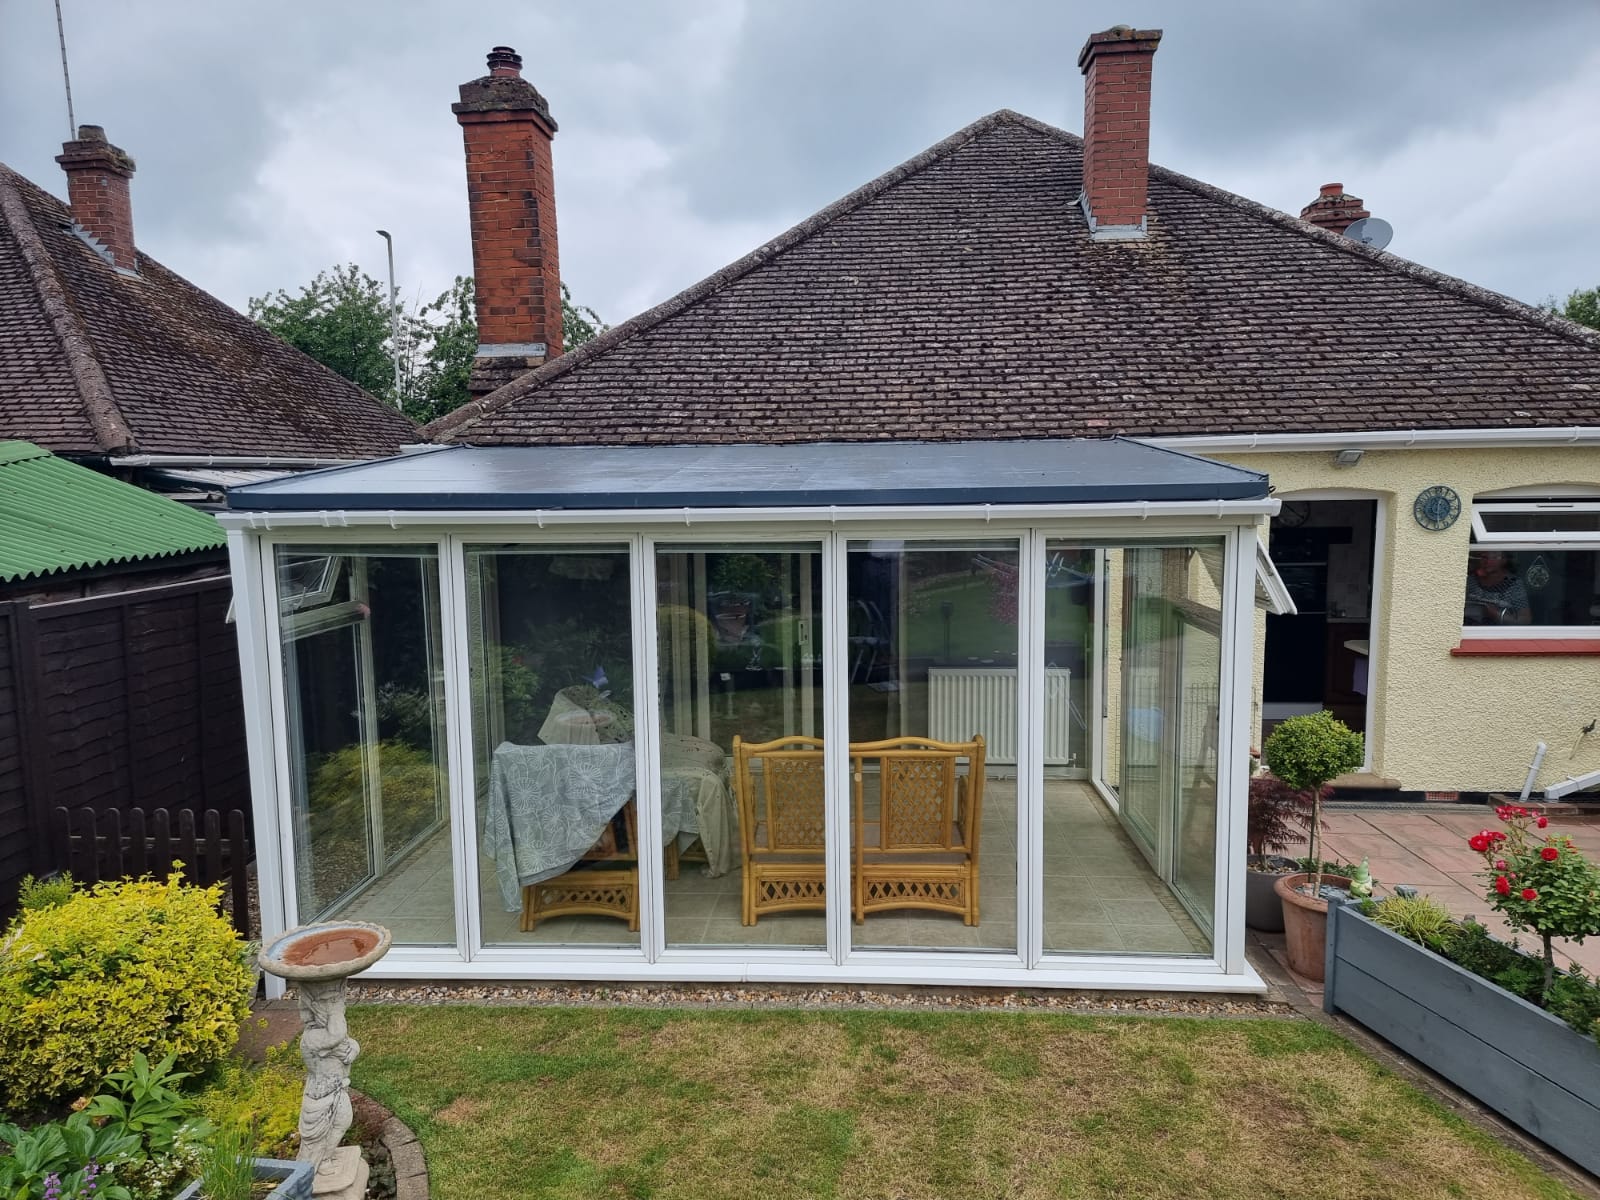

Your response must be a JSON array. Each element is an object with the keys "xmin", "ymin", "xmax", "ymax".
[{"xmin": 1212, "ymin": 446, "xmax": 1600, "ymax": 794}]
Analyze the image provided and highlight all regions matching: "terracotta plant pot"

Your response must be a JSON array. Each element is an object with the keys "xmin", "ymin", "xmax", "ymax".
[
  {"xmin": 1245, "ymin": 855, "xmax": 1299, "ymax": 932},
  {"xmin": 1273, "ymin": 872, "xmax": 1352, "ymax": 981}
]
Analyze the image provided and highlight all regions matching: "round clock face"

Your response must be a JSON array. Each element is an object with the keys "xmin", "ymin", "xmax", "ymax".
[
  {"xmin": 1277, "ymin": 500, "xmax": 1311, "ymax": 528},
  {"xmin": 1414, "ymin": 485, "xmax": 1462, "ymax": 531}
]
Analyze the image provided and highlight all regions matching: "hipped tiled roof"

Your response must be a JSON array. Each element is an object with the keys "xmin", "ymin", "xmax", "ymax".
[
  {"xmin": 0, "ymin": 440, "xmax": 224, "ymax": 582},
  {"xmin": 426, "ymin": 111, "xmax": 1600, "ymax": 447},
  {"xmin": 0, "ymin": 165, "xmax": 416, "ymax": 458}
]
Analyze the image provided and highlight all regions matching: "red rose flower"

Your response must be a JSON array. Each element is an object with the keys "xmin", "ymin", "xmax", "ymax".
[
  {"xmin": 1495, "ymin": 859, "xmax": 1508, "ymax": 870},
  {"xmin": 1469, "ymin": 834, "xmax": 1491, "ymax": 852},
  {"xmin": 1542, "ymin": 846, "xmax": 1560, "ymax": 861},
  {"xmin": 1522, "ymin": 888, "xmax": 1538, "ymax": 901},
  {"xmin": 1537, "ymin": 816, "xmax": 1549, "ymax": 828},
  {"xmin": 1491, "ymin": 831, "xmax": 1508, "ymax": 842},
  {"xmin": 1495, "ymin": 875, "xmax": 1511, "ymax": 896}
]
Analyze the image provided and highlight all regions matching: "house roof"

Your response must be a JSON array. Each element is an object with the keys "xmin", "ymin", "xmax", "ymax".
[
  {"xmin": 425, "ymin": 111, "xmax": 1600, "ymax": 448},
  {"xmin": 226, "ymin": 436, "xmax": 1269, "ymax": 512},
  {"xmin": 0, "ymin": 164, "xmax": 416, "ymax": 459},
  {"xmin": 0, "ymin": 440, "xmax": 225, "ymax": 582}
]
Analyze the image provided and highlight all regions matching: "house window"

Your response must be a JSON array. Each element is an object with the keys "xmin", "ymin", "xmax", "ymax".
[{"xmin": 1464, "ymin": 501, "xmax": 1600, "ymax": 633}]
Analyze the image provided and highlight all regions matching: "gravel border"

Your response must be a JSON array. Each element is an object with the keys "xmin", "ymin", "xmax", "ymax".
[{"xmin": 344, "ymin": 979, "xmax": 1294, "ymax": 1018}]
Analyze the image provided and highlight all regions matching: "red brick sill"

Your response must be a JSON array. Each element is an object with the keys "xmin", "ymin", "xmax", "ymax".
[{"xmin": 1451, "ymin": 639, "xmax": 1600, "ymax": 656}]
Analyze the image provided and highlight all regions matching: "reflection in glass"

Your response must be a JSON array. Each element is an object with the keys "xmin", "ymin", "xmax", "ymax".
[
  {"xmin": 1043, "ymin": 540, "xmax": 1221, "ymax": 956},
  {"xmin": 277, "ymin": 547, "xmax": 452, "ymax": 944},
  {"xmin": 467, "ymin": 546, "xmax": 640, "ymax": 946},
  {"xmin": 847, "ymin": 541, "xmax": 1017, "ymax": 952},
  {"xmin": 657, "ymin": 546, "xmax": 824, "ymax": 947}
]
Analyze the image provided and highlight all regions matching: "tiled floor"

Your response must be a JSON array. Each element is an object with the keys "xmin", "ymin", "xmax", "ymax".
[
  {"xmin": 1288, "ymin": 803, "xmax": 1600, "ymax": 976},
  {"xmin": 339, "ymin": 780, "xmax": 1210, "ymax": 957}
]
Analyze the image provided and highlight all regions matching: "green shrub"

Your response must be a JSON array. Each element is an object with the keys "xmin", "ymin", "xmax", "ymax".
[
  {"xmin": 1371, "ymin": 895, "xmax": 1454, "ymax": 950},
  {"xmin": 14, "ymin": 873, "xmax": 74, "ymax": 916},
  {"xmin": 0, "ymin": 874, "xmax": 254, "ymax": 1111},
  {"xmin": 197, "ymin": 1043, "xmax": 303, "ymax": 1160}
]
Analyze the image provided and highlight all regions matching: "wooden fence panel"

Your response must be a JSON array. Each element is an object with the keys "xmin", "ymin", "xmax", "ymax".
[
  {"xmin": 49, "ymin": 805, "xmax": 253, "ymax": 937},
  {"xmin": 0, "ymin": 604, "xmax": 30, "ymax": 909}
]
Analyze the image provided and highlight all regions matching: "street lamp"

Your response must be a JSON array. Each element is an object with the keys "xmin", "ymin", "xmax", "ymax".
[{"xmin": 375, "ymin": 229, "xmax": 401, "ymax": 408}]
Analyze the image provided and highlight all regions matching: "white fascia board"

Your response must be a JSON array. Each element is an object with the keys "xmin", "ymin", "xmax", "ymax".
[
  {"xmin": 1148, "ymin": 428, "xmax": 1600, "ymax": 453},
  {"xmin": 110, "ymin": 454, "xmax": 360, "ymax": 468},
  {"xmin": 215, "ymin": 498, "xmax": 1280, "ymax": 532}
]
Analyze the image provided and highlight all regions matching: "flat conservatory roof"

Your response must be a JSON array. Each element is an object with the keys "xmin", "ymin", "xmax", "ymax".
[{"xmin": 225, "ymin": 438, "xmax": 1268, "ymax": 512}]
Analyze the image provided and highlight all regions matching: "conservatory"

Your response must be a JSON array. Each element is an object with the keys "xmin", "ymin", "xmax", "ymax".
[{"xmin": 222, "ymin": 437, "xmax": 1284, "ymax": 995}]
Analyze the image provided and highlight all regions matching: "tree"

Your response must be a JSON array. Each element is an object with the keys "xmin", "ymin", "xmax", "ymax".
[
  {"xmin": 248, "ymin": 265, "xmax": 400, "ymax": 401},
  {"xmin": 1546, "ymin": 286, "xmax": 1600, "ymax": 332},
  {"xmin": 250, "ymin": 268, "xmax": 607, "ymax": 423}
]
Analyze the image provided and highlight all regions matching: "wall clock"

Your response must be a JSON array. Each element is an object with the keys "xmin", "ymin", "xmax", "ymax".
[
  {"xmin": 1276, "ymin": 500, "xmax": 1311, "ymax": 528},
  {"xmin": 1413, "ymin": 485, "xmax": 1461, "ymax": 531}
]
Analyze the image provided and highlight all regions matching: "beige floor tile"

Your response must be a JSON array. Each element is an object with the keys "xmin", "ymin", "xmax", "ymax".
[{"xmin": 1044, "ymin": 922, "xmax": 1126, "ymax": 953}]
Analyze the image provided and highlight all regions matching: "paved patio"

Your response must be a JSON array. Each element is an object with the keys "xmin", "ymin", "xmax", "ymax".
[{"xmin": 1274, "ymin": 802, "xmax": 1600, "ymax": 992}]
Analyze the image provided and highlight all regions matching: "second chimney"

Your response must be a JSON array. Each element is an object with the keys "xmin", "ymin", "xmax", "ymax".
[
  {"xmin": 453, "ymin": 46, "xmax": 563, "ymax": 397},
  {"xmin": 1300, "ymin": 183, "xmax": 1370, "ymax": 236},
  {"xmin": 56, "ymin": 125, "xmax": 138, "ymax": 273},
  {"xmin": 1077, "ymin": 26, "xmax": 1162, "ymax": 241}
]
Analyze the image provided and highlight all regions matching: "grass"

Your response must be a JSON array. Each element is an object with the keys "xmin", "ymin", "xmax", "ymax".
[{"xmin": 347, "ymin": 1006, "xmax": 1579, "ymax": 1200}]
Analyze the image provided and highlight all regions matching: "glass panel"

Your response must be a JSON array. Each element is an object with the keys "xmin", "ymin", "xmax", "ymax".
[
  {"xmin": 277, "ymin": 546, "xmax": 453, "ymax": 945},
  {"xmin": 1479, "ymin": 505, "xmax": 1600, "ymax": 536},
  {"xmin": 847, "ymin": 540, "xmax": 1017, "ymax": 953},
  {"xmin": 1464, "ymin": 548, "xmax": 1600, "ymax": 627},
  {"xmin": 1046, "ymin": 539, "xmax": 1220, "ymax": 957},
  {"xmin": 467, "ymin": 545, "xmax": 639, "ymax": 947},
  {"xmin": 656, "ymin": 545, "xmax": 824, "ymax": 948}
]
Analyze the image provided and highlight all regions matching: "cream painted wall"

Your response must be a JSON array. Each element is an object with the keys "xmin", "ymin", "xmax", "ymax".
[{"xmin": 1213, "ymin": 446, "xmax": 1600, "ymax": 794}]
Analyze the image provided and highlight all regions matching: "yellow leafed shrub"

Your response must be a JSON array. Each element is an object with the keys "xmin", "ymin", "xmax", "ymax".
[{"xmin": 0, "ymin": 873, "xmax": 254, "ymax": 1109}]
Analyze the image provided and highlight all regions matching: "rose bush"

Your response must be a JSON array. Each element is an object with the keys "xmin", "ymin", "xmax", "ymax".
[{"xmin": 1466, "ymin": 804, "xmax": 1600, "ymax": 999}]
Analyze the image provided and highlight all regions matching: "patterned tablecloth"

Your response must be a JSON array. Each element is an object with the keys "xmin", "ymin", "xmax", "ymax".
[{"xmin": 485, "ymin": 735, "xmax": 734, "ymax": 912}]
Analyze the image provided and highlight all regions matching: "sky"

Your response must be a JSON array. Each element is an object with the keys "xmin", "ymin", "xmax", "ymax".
[{"xmin": 3, "ymin": 2, "xmax": 1598, "ymax": 329}]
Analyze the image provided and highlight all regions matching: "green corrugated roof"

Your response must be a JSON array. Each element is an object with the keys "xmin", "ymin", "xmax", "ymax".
[{"xmin": 0, "ymin": 441, "xmax": 225, "ymax": 583}]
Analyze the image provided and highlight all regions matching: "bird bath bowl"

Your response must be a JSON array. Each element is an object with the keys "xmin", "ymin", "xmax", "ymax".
[
  {"xmin": 260, "ymin": 922, "xmax": 392, "ymax": 982},
  {"xmin": 258, "ymin": 922, "xmax": 391, "ymax": 1200}
]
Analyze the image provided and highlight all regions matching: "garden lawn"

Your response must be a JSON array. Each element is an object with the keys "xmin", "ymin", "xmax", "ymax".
[{"xmin": 347, "ymin": 1006, "xmax": 1580, "ymax": 1200}]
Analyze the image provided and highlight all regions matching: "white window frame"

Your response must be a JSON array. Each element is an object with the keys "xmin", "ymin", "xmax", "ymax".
[
  {"xmin": 1463, "ymin": 500, "xmax": 1600, "ymax": 640},
  {"xmin": 226, "ymin": 504, "xmax": 1269, "ymax": 995}
]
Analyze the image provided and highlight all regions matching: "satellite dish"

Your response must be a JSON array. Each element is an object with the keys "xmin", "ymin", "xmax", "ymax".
[{"xmin": 1343, "ymin": 217, "xmax": 1393, "ymax": 251}]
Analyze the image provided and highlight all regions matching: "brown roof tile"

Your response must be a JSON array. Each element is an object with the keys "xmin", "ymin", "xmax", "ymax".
[
  {"xmin": 426, "ymin": 111, "xmax": 1600, "ymax": 447},
  {"xmin": 0, "ymin": 164, "xmax": 416, "ymax": 458}
]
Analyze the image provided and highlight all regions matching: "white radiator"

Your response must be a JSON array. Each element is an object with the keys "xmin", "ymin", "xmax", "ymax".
[{"xmin": 927, "ymin": 668, "xmax": 1074, "ymax": 765}]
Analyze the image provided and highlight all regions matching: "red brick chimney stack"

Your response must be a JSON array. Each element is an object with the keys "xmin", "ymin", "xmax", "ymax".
[
  {"xmin": 1300, "ymin": 183, "xmax": 1370, "ymax": 236},
  {"xmin": 1077, "ymin": 26, "xmax": 1162, "ymax": 241},
  {"xmin": 56, "ymin": 125, "xmax": 138, "ymax": 273},
  {"xmin": 453, "ymin": 46, "xmax": 563, "ymax": 397}
]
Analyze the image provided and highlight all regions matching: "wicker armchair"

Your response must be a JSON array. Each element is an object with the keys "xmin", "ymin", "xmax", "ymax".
[
  {"xmin": 732, "ymin": 735, "xmax": 827, "ymax": 925},
  {"xmin": 521, "ymin": 799, "xmax": 641, "ymax": 933},
  {"xmin": 851, "ymin": 735, "xmax": 985, "ymax": 925}
]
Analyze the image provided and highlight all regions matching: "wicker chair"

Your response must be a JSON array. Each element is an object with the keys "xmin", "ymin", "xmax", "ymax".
[
  {"xmin": 851, "ymin": 735, "xmax": 985, "ymax": 925},
  {"xmin": 732, "ymin": 735, "xmax": 827, "ymax": 925}
]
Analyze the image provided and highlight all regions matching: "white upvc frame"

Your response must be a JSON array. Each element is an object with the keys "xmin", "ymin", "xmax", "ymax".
[
  {"xmin": 232, "ymin": 507, "xmax": 1267, "ymax": 993},
  {"xmin": 1461, "ymin": 500, "xmax": 1600, "ymax": 642}
]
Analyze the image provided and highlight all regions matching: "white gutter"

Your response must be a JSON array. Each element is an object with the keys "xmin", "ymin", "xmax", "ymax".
[
  {"xmin": 215, "ymin": 497, "xmax": 1281, "ymax": 532},
  {"xmin": 1146, "ymin": 428, "xmax": 1600, "ymax": 453},
  {"xmin": 109, "ymin": 454, "xmax": 360, "ymax": 469}
]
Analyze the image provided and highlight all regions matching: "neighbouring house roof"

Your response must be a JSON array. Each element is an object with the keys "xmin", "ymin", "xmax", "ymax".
[
  {"xmin": 0, "ymin": 440, "xmax": 225, "ymax": 582},
  {"xmin": 425, "ymin": 111, "xmax": 1600, "ymax": 448},
  {"xmin": 0, "ymin": 164, "xmax": 416, "ymax": 459},
  {"xmin": 226, "ymin": 436, "xmax": 1269, "ymax": 511}
]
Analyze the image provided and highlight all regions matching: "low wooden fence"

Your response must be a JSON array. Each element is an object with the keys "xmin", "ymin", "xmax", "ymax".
[{"xmin": 49, "ymin": 805, "xmax": 253, "ymax": 938}]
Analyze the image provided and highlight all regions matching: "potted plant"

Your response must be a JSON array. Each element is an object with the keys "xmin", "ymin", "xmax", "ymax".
[
  {"xmin": 1265, "ymin": 711, "xmax": 1364, "ymax": 978},
  {"xmin": 1244, "ymin": 769, "xmax": 1316, "ymax": 932}
]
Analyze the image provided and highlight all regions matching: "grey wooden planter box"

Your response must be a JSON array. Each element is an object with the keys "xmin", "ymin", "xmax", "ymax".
[
  {"xmin": 172, "ymin": 1158, "xmax": 314, "ymax": 1199},
  {"xmin": 1324, "ymin": 901, "xmax": 1600, "ymax": 1175}
]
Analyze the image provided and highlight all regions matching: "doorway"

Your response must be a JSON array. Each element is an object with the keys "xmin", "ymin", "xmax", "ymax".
[{"xmin": 1262, "ymin": 498, "xmax": 1378, "ymax": 754}]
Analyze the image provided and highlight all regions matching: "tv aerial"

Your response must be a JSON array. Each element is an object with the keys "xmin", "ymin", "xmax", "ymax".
[{"xmin": 1343, "ymin": 216, "xmax": 1393, "ymax": 251}]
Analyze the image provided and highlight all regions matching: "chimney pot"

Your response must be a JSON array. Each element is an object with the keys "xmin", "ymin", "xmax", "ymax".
[
  {"xmin": 55, "ymin": 125, "xmax": 138, "ymax": 272},
  {"xmin": 1301, "ymin": 182, "xmax": 1370, "ymax": 236},
  {"xmin": 487, "ymin": 46, "xmax": 522, "ymax": 77},
  {"xmin": 1077, "ymin": 25, "xmax": 1162, "ymax": 240},
  {"xmin": 1319, "ymin": 182, "xmax": 1343, "ymax": 198},
  {"xmin": 454, "ymin": 49, "xmax": 562, "ymax": 397}
]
